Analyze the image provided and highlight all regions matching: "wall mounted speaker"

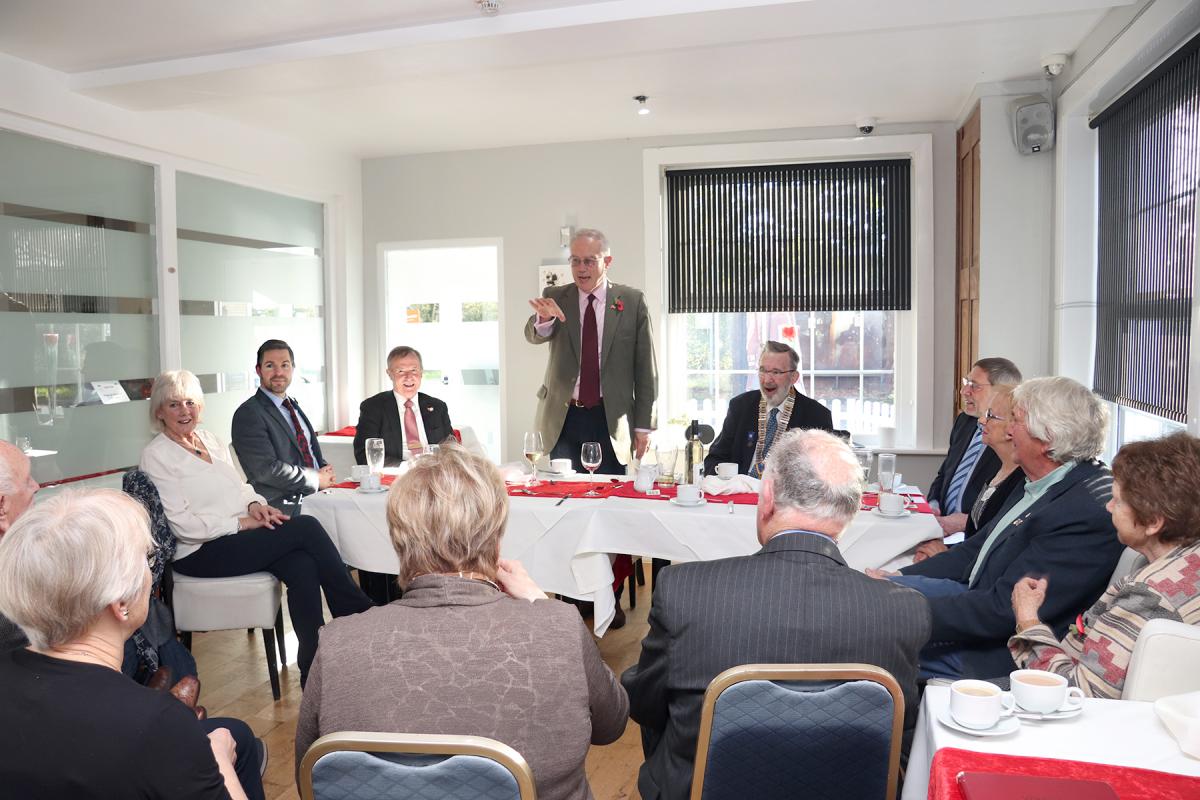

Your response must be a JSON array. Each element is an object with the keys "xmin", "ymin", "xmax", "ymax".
[{"xmin": 1011, "ymin": 95, "xmax": 1055, "ymax": 155}]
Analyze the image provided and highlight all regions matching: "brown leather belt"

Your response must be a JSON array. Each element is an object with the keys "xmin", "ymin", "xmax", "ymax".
[{"xmin": 570, "ymin": 399, "xmax": 601, "ymax": 409}]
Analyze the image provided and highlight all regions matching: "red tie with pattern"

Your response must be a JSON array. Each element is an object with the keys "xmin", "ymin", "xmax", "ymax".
[
  {"xmin": 404, "ymin": 399, "xmax": 423, "ymax": 458},
  {"xmin": 579, "ymin": 293, "xmax": 600, "ymax": 407},
  {"xmin": 282, "ymin": 398, "xmax": 314, "ymax": 469}
]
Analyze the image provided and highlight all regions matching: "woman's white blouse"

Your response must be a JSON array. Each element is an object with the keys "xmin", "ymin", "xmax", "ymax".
[{"xmin": 139, "ymin": 430, "xmax": 266, "ymax": 560}]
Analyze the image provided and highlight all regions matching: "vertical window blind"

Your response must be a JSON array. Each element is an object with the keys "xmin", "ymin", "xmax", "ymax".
[
  {"xmin": 665, "ymin": 159, "xmax": 911, "ymax": 313},
  {"xmin": 1092, "ymin": 33, "xmax": 1200, "ymax": 423}
]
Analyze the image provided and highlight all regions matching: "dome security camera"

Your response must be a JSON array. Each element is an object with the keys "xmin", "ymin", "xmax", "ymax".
[
  {"xmin": 856, "ymin": 117, "xmax": 877, "ymax": 136},
  {"xmin": 1041, "ymin": 54, "xmax": 1069, "ymax": 78}
]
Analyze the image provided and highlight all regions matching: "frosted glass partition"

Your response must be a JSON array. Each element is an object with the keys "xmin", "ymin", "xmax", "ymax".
[
  {"xmin": 176, "ymin": 173, "xmax": 325, "ymax": 442},
  {"xmin": 0, "ymin": 129, "xmax": 159, "ymax": 484}
]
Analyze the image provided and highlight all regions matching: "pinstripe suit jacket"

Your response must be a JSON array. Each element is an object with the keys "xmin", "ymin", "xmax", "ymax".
[{"xmin": 621, "ymin": 532, "xmax": 930, "ymax": 800}]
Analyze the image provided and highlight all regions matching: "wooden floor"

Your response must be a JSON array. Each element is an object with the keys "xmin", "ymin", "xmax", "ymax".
[{"xmin": 193, "ymin": 566, "xmax": 654, "ymax": 800}]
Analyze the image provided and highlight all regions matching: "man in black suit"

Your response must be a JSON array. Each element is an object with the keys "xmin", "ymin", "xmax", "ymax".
[
  {"xmin": 231, "ymin": 339, "xmax": 333, "ymax": 516},
  {"xmin": 926, "ymin": 357, "xmax": 1022, "ymax": 536},
  {"xmin": 353, "ymin": 345, "xmax": 454, "ymax": 467},
  {"xmin": 872, "ymin": 377, "xmax": 1124, "ymax": 680},
  {"xmin": 623, "ymin": 429, "xmax": 930, "ymax": 800},
  {"xmin": 704, "ymin": 341, "xmax": 833, "ymax": 476}
]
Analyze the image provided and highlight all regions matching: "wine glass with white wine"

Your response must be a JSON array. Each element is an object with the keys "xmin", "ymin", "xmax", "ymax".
[
  {"xmin": 581, "ymin": 442, "xmax": 603, "ymax": 496},
  {"xmin": 523, "ymin": 431, "xmax": 544, "ymax": 487}
]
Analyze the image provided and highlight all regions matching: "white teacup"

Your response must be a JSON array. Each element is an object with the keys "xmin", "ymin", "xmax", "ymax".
[
  {"xmin": 549, "ymin": 458, "xmax": 572, "ymax": 474},
  {"xmin": 350, "ymin": 465, "xmax": 370, "ymax": 482},
  {"xmin": 877, "ymin": 492, "xmax": 910, "ymax": 517},
  {"xmin": 1009, "ymin": 669, "xmax": 1085, "ymax": 714},
  {"xmin": 949, "ymin": 679, "xmax": 1016, "ymax": 729},
  {"xmin": 676, "ymin": 484, "xmax": 704, "ymax": 504},
  {"xmin": 360, "ymin": 473, "xmax": 381, "ymax": 491},
  {"xmin": 716, "ymin": 462, "xmax": 738, "ymax": 480}
]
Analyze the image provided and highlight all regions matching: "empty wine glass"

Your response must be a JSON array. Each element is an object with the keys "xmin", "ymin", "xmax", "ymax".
[
  {"xmin": 581, "ymin": 441, "xmax": 603, "ymax": 496},
  {"xmin": 523, "ymin": 431, "xmax": 544, "ymax": 487}
]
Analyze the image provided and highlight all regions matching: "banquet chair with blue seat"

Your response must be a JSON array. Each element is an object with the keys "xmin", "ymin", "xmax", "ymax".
[
  {"xmin": 298, "ymin": 731, "xmax": 537, "ymax": 800},
  {"xmin": 690, "ymin": 663, "xmax": 903, "ymax": 800}
]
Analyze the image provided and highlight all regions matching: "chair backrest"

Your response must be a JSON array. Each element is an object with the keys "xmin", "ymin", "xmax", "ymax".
[
  {"xmin": 1109, "ymin": 547, "xmax": 1142, "ymax": 586},
  {"xmin": 691, "ymin": 664, "xmax": 903, "ymax": 800},
  {"xmin": 298, "ymin": 731, "xmax": 537, "ymax": 800},
  {"xmin": 1123, "ymin": 618, "xmax": 1200, "ymax": 701},
  {"xmin": 122, "ymin": 469, "xmax": 175, "ymax": 590}
]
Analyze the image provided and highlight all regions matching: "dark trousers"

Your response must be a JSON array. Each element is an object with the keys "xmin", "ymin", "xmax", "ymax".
[
  {"xmin": 552, "ymin": 402, "xmax": 624, "ymax": 475},
  {"xmin": 173, "ymin": 515, "xmax": 372, "ymax": 683},
  {"xmin": 201, "ymin": 716, "xmax": 265, "ymax": 800}
]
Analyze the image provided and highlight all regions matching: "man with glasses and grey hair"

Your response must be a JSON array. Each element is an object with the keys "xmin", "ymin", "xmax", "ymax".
[
  {"xmin": 926, "ymin": 357, "xmax": 1023, "ymax": 535},
  {"xmin": 623, "ymin": 429, "xmax": 929, "ymax": 800},
  {"xmin": 0, "ymin": 440, "xmax": 39, "ymax": 652},
  {"xmin": 704, "ymin": 340, "xmax": 833, "ymax": 477}
]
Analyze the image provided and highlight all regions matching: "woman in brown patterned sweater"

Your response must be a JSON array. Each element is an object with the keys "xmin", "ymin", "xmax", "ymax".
[
  {"xmin": 1008, "ymin": 432, "xmax": 1200, "ymax": 698},
  {"xmin": 295, "ymin": 443, "xmax": 629, "ymax": 800}
]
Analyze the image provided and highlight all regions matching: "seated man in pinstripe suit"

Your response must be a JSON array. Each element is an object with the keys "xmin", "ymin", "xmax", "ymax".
[{"xmin": 621, "ymin": 429, "xmax": 930, "ymax": 800}]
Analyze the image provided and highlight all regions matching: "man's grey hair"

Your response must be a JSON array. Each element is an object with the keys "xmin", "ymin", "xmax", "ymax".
[
  {"xmin": 0, "ymin": 441, "xmax": 20, "ymax": 495},
  {"xmin": 763, "ymin": 429, "xmax": 863, "ymax": 527},
  {"xmin": 387, "ymin": 346, "xmax": 423, "ymax": 368},
  {"xmin": 975, "ymin": 357, "xmax": 1022, "ymax": 386},
  {"xmin": 1012, "ymin": 376, "xmax": 1109, "ymax": 462},
  {"xmin": 762, "ymin": 341, "xmax": 800, "ymax": 372},
  {"xmin": 571, "ymin": 228, "xmax": 610, "ymax": 255}
]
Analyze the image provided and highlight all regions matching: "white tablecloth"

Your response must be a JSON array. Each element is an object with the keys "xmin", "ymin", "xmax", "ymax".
[
  {"xmin": 901, "ymin": 685, "xmax": 1200, "ymax": 799},
  {"xmin": 303, "ymin": 486, "xmax": 941, "ymax": 634}
]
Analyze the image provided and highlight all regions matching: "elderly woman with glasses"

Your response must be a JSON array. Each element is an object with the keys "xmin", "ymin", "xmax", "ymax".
[
  {"xmin": 295, "ymin": 443, "xmax": 629, "ymax": 800},
  {"xmin": 139, "ymin": 370, "xmax": 371, "ymax": 686},
  {"xmin": 0, "ymin": 489, "xmax": 263, "ymax": 799},
  {"xmin": 1009, "ymin": 432, "xmax": 1200, "ymax": 698}
]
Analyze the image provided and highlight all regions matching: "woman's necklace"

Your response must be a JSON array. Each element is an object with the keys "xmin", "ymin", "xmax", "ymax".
[{"xmin": 170, "ymin": 432, "xmax": 203, "ymax": 456}]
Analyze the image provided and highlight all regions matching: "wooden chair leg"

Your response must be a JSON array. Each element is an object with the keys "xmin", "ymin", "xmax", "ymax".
[
  {"xmin": 636, "ymin": 558, "xmax": 646, "ymax": 586},
  {"xmin": 273, "ymin": 609, "xmax": 287, "ymax": 669},
  {"xmin": 261, "ymin": 628, "xmax": 281, "ymax": 701},
  {"xmin": 627, "ymin": 569, "xmax": 637, "ymax": 609}
]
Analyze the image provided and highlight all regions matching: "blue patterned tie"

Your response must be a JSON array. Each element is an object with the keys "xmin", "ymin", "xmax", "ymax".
[
  {"xmin": 945, "ymin": 427, "xmax": 984, "ymax": 513},
  {"xmin": 751, "ymin": 408, "xmax": 781, "ymax": 478}
]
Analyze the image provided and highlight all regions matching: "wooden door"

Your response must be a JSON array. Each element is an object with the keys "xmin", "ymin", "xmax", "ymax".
[{"xmin": 955, "ymin": 105, "xmax": 981, "ymax": 407}]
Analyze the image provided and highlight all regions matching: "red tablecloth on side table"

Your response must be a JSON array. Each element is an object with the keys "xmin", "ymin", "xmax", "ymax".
[{"xmin": 928, "ymin": 747, "xmax": 1200, "ymax": 800}]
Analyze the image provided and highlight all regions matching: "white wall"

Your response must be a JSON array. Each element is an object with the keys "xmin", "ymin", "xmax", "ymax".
[
  {"xmin": 977, "ymin": 93, "xmax": 1055, "ymax": 379},
  {"xmin": 362, "ymin": 121, "xmax": 959, "ymax": 463},
  {"xmin": 0, "ymin": 52, "xmax": 366, "ymax": 426}
]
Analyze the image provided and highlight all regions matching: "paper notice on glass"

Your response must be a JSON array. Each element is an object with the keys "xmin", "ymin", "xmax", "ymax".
[{"xmin": 90, "ymin": 380, "xmax": 130, "ymax": 404}]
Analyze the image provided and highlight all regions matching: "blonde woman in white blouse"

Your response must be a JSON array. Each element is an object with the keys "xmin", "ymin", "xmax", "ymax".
[{"xmin": 139, "ymin": 370, "xmax": 371, "ymax": 685}]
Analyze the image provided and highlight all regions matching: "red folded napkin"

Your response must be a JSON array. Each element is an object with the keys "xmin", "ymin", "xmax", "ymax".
[
  {"xmin": 609, "ymin": 482, "xmax": 760, "ymax": 505},
  {"xmin": 326, "ymin": 425, "xmax": 357, "ymax": 437},
  {"xmin": 506, "ymin": 480, "xmax": 620, "ymax": 499},
  {"xmin": 860, "ymin": 492, "xmax": 933, "ymax": 514},
  {"xmin": 930, "ymin": 748, "xmax": 1200, "ymax": 800},
  {"xmin": 331, "ymin": 474, "xmax": 397, "ymax": 490}
]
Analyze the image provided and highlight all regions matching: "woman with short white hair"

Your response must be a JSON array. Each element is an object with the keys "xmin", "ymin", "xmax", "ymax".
[
  {"xmin": 0, "ymin": 488, "xmax": 261, "ymax": 799},
  {"xmin": 139, "ymin": 370, "xmax": 370, "ymax": 686},
  {"xmin": 295, "ymin": 443, "xmax": 629, "ymax": 800}
]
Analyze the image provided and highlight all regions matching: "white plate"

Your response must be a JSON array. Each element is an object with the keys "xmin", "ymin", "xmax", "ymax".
[
  {"xmin": 873, "ymin": 508, "xmax": 912, "ymax": 519},
  {"xmin": 936, "ymin": 707, "xmax": 1021, "ymax": 737},
  {"xmin": 669, "ymin": 497, "xmax": 708, "ymax": 508},
  {"xmin": 1013, "ymin": 704, "xmax": 1084, "ymax": 721},
  {"xmin": 356, "ymin": 485, "xmax": 388, "ymax": 494}
]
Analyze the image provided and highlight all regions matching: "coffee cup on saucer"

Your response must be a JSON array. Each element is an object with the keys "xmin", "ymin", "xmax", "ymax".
[
  {"xmin": 878, "ymin": 492, "xmax": 910, "ymax": 517},
  {"xmin": 949, "ymin": 679, "xmax": 1016, "ymax": 729},
  {"xmin": 548, "ymin": 458, "xmax": 572, "ymax": 475},
  {"xmin": 350, "ymin": 465, "xmax": 369, "ymax": 483},
  {"xmin": 360, "ymin": 473, "xmax": 381, "ymax": 491},
  {"xmin": 1009, "ymin": 670, "xmax": 1085, "ymax": 714},
  {"xmin": 676, "ymin": 485, "xmax": 704, "ymax": 504},
  {"xmin": 716, "ymin": 462, "xmax": 738, "ymax": 480}
]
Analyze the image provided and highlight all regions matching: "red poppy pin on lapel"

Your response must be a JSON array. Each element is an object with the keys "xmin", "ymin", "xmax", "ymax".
[{"xmin": 611, "ymin": 298, "xmax": 624, "ymax": 312}]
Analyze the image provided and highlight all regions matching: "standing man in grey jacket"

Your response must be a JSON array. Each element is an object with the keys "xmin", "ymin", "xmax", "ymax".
[
  {"xmin": 525, "ymin": 228, "xmax": 658, "ymax": 474},
  {"xmin": 232, "ymin": 339, "xmax": 333, "ymax": 516}
]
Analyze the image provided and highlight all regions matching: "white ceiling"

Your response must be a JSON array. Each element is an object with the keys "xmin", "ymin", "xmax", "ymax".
[{"xmin": 0, "ymin": 0, "xmax": 1129, "ymax": 158}]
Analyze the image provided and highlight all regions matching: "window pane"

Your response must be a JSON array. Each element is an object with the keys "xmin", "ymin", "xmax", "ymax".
[
  {"xmin": 177, "ymin": 173, "xmax": 325, "ymax": 442},
  {"xmin": 0, "ymin": 129, "xmax": 158, "ymax": 485}
]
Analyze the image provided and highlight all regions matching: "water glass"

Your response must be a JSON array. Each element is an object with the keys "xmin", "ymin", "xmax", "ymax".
[
  {"xmin": 655, "ymin": 447, "xmax": 678, "ymax": 487},
  {"xmin": 365, "ymin": 437, "xmax": 386, "ymax": 474},
  {"xmin": 853, "ymin": 449, "xmax": 873, "ymax": 483},
  {"xmin": 877, "ymin": 452, "xmax": 897, "ymax": 492}
]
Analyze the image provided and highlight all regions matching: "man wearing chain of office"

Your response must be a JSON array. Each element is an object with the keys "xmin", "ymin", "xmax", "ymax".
[{"xmin": 704, "ymin": 341, "xmax": 834, "ymax": 477}]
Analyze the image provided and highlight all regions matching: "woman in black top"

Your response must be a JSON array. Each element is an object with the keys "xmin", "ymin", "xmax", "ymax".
[{"xmin": 0, "ymin": 488, "xmax": 263, "ymax": 800}]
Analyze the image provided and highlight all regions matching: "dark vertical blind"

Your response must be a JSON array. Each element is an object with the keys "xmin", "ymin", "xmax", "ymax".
[
  {"xmin": 665, "ymin": 159, "xmax": 911, "ymax": 313},
  {"xmin": 1093, "ymin": 33, "xmax": 1200, "ymax": 423}
]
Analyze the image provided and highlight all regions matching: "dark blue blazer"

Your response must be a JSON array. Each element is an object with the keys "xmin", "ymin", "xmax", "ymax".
[
  {"xmin": 928, "ymin": 412, "xmax": 1001, "ymax": 513},
  {"xmin": 231, "ymin": 389, "xmax": 326, "ymax": 510},
  {"xmin": 902, "ymin": 459, "xmax": 1123, "ymax": 678},
  {"xmin": 353, "ymin": 390, "xmax": 453, "ymax": 467},
  {"xmin": 703, "ymin": 389, "xmax": 833, "ymax": 475}
]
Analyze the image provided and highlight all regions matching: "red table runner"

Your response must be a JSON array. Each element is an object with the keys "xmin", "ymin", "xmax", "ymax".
[
  {"xmin": 331, "ymin": 475, "xmax": 397, "ymax": 490},
  {"xmin": 609, "ymin": 482, "xmax": 760, "ymax": 505},
  {"xmin": 861, "ymin": 492, "xmax": 934, "ymax": 514},
  {"xmin": 928, "ymin": 747, "xmax": 1200, "ymax": 800},
  {"xmin": 506, "ymin": 480, "xmax": 621, "ymax": 499}
]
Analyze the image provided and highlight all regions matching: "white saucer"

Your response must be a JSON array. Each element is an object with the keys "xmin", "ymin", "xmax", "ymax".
[
  {"xmin": 936, "ymin": 707, "xmax": 1020, "ymax": 737},
  {"xmin": 669, "ymin": 497, "xmax": 707, "ymax": 508},
  {"xmin": 1014, "ymin": 704, "xmax": 1084, "ymax": 721},
  {"xmin": 356, "ymin": 485, "xmax": 387, "ymax": 494},
  {"xmin": 873, "ymin": 508, "xmax": 911, "ymax": 519}
]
